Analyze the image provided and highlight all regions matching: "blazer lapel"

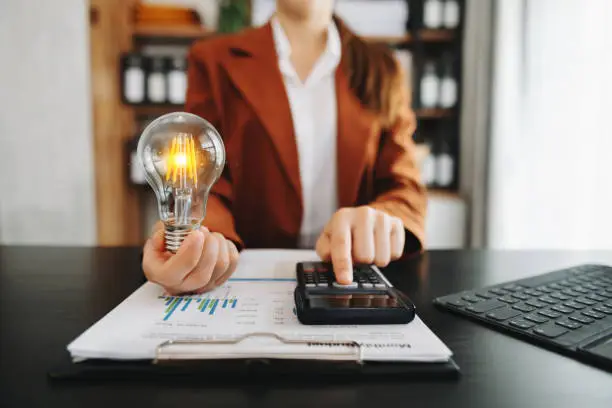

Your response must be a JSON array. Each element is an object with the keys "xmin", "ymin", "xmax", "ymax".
[
  {"xmin": 335, "ymin": 66, "xmax": 378, "ymax": 208},
  {"xmin": 220, "ymin": 24, "xmax": 302, "ymax": 202}
]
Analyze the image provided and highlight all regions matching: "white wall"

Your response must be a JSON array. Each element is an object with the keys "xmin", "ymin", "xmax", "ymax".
[{"xmin": 0, "ymin": 0, "xmax": 96, "ymax": 245}]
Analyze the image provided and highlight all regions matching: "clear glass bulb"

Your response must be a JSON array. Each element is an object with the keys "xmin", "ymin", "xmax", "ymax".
[{"xmin": 137, "ymin": 112, "xmax": 225, "ymax": 253}]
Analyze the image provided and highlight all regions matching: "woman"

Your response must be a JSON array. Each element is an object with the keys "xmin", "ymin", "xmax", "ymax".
[{"xmin": 143, "ymin": 0, "xmax": 427, "ymax": 295}]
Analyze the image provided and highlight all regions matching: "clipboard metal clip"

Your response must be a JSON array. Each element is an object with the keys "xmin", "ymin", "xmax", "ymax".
[{"xmin": 154, "ymin": 332, "xmax": 365, "ymax": 364}]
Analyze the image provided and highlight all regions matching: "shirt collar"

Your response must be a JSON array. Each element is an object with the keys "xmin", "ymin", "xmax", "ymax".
[{"xmin": 271, "ymin": 16, "xmax": 342, "ymax": 63}]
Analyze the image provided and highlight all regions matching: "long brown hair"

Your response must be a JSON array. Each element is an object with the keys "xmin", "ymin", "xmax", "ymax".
[{"xmin": 334, "ymin": 16, "xmax": 407, "ymax": 130}]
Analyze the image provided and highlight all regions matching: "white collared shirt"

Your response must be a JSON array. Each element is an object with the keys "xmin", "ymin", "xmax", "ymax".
[{"xmin": 271, "ymin": 17, "xmax": 341, "ymax": 249}]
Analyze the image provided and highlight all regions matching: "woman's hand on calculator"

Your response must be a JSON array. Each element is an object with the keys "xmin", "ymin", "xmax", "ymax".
[{"xmin": 315, "ymin": 206, "xmax": 405, "ymax": 284}]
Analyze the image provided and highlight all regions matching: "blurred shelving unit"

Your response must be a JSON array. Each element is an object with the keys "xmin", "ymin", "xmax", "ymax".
[{"xmin": 89, "ymin": 0, "xmax": 467, "ymax": 247}]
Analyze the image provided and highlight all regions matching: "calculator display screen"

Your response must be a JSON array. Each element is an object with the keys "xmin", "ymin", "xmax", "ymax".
[{"xmin": 307, "ymin": 294, "xmax": 402, "ymax": 309}]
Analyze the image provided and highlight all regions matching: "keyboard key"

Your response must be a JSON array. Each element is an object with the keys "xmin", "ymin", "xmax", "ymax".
[
  {"xmin": 582, "ymin": 284, "xmax": 599, "ymax": 291},
  {"xmin": 509, "ymin": 319, "xmax": 536, "ymax": 330},
  {"xmin": 596, "ymin": 290, "xmax": 611, "ymax": 299},
  {"xmin": 537, "ymin": 286, "xmax": 554, "ymax": 294},
  {"xmin": 462, "ymin": 294, "xmax": 484, "ymax": 303},
  {"xmin": 556, "ymin": 320, "xmax": 582, "ymax": 330},
  {"xmin": 513, "ymin": 303, "xmax": 536, "ymax": 313},
  {"xmin": 548, "ymin": 283, "xmax": 565, "ymax": 291},
  {"xmin": 466, "ymin": 299, "xmax": 507, "ymax": 314},
  {"xmin": 575, "ymin": 297, "xmax": 597, "ymax": 306},
  {"xmin": 525, "ymin": 314, "xmax": 549, "ymax": 324},
  {"xmin": 503, "ymin": 285, "xmax": 522, "ymax": 292},
  {"xmin": 564, "ymin": 301, "xmax": 586, "ymax": 310},
  {"xmin": 591, "ymin": 280, "xmax": 609, "ymax": 288},
  {"xmin": 551, "ymin": 305, "xmax": 574, "ymax": 314},
  {"xmin": 605, "ymin": 301, "xmax": 612, "ymax": 308},
  {"xmin": 569, "ymin": 315, "xmax": 594, "ymax": 324},
  {"xmin": 572, "ymin": 286, "xmax": 590, "ymax": 294},
  {"xmin": 554, "ymin": 315, "xmax": 612, "ymax": 347},
  {"xmin": 550, "ymin": 293, "xmax": 571, "ymax": 301},
  {"xmin": 526, "ymin": 299, "xmax": 547, "ymax": 308},
  {"xmin": 538, "ymin": 309, "xmax": 562, "ymax": 319},
  {"xmin": 498, "ymin": 295, "xmax": 520, "ymax": 304},
  {"xmin": 361, "ymin": 283, "xmax": 374, "ymax": 289},
  {"xmin": 582, "ymin": 310, "xmax": 605, "ymax": 319},
  {"xmin": 490, "ymin": 288, "xmax": 509, "ymax": 296},
  {"xmin": 593, "ymin": 306, "xmax": 612, "ymax": 314},
  {"xmin": 524, "ymin": 289, "xmax": 544, "ymax": 297},
  {"xmin": 374, "ymin": 283, "xmax": 386, "ymax": 289},
  {"xmin": 534, "ymin": 323, "xmax": 569, "ymax": 338},
  {"xmin": 562, "ymin": 289, "xmax": 583, "ymax": 297},
  {"xmin": 512, "ymin": 292, "xmax": 531, "ymax": 301},
  {"xmin": 475, "ymin": 291, "xmax": 493, "ymax": 299},
  {"xmin": 557, "ymin": 280, "xmax": 573, "ymax": 287},
  {"xmin": 539, "ymin": 296, "xmax": 559, "ymax": 305},
  {"xmin": 486, "ymin": 307, "xmax": 522, "ymax": 321},
  {"xmin": 586, "ymin": 293, "xmax": 607, "ymax": 302}
]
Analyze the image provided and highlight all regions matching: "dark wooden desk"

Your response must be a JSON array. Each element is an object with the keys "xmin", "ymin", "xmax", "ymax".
[{"xmin": 1, "ymin": 247, "xmax": 611, "ymax": 407}]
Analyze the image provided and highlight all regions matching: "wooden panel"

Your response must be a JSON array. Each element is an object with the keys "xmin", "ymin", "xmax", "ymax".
[{"xmin": 89, "ymin": 0, "xmax": 142, "ymax": 246}]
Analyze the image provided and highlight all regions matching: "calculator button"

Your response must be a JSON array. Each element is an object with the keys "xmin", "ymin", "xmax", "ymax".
[
  {"xmin": 316, "ymin": 282, "xmax": 329, "ymax": 288},
  {"xmin": 302, "ymin": 263, "xmax": 316, "ymax": 273},
  {"xmin": 316, "ymin": 264, "xmax": 329, "ymax": 273},
  {"xmin": 306, "ymin": 283, "xmax": 316, "ymax": 288},
  {"xmin": 361, "ymin": 283, "xmax": 374, "ymax": 289},
  {"xmin": 374, "ymin": 283, "xmax": 386, "ymax": 289},
  {"xmin": 332, "ymin": 282, "xmax": 359, "ymax": 289}
]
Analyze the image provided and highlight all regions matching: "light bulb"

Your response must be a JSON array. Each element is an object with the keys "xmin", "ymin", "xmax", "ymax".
[{"xmin": 137, "ymin": 112, "xmax": 225, "ymax": 253}]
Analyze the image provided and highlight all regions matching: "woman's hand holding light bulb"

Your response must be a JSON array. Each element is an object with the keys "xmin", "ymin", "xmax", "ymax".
[{"xmin": 142, "ymin": 221, "xmax": 239, "ymax": 295}]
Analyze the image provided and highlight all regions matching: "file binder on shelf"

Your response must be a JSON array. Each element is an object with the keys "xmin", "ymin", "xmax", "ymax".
[{"xmin": 49, "ymin": 332, "xmax": 460, "ymax": 381}]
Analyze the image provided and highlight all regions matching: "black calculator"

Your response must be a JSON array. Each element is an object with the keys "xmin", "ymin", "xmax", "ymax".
[{"xmin": 294, "ymin": 262, "xmax": 416, "ymax": 325}]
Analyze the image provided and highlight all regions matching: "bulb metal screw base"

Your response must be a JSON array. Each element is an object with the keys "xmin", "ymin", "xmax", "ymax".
[{"xmin": 164, "ymin": 225, "xmax": 193, "ymax": 253}]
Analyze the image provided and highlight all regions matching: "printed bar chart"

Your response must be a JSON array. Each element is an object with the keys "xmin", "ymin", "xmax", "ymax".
[{"xmin": 159, "ymin": 295, "xmax": 239, "ymax": 321}]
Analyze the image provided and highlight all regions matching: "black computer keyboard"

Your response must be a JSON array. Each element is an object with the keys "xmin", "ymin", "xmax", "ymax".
[{"xmin": 434, "ymin": 264, "xmax": 612, "ymax": 372}]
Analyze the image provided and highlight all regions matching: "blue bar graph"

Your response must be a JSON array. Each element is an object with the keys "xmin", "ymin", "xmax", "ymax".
[
  {"xmin": 158, "ymin": 294, "xmax": 239, "ymax": 321},
  {"xmin": 209, "ymin": 299, "xmax": 219, "ymax": 315}
]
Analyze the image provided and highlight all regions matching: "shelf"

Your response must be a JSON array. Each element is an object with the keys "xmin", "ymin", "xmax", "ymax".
[
  {"xmin": 133, "ymin": 24, "xmax": 213, "ymax": 40},
  {"xmin": 132, "ymin": 26, "xmax": 455, "ymax": 45},
  {"xmin": 365, "ymin": 34, "xmax": 412, "ymax": 45},
  {"xmin": 132, "ymin": 105, "xmax": 182, "ymax": 117},
  {"xmin": 428, "ymin": 190, "xmax": 461, "ymax": 200},
  {"xmin": 418, "ymin": 29, "xmax": 457, "ymax": 42},
  {"xmin": 415, "ymin": 108, "xmax": 455, "ymax": 119}
]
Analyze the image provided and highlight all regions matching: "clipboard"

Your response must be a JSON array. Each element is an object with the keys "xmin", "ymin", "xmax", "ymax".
[{"xmin": 48, "ymin": 332, "xmax": 460, "ymax": 382}]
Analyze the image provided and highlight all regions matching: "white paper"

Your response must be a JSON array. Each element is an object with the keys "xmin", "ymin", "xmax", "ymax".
[{"xmin": 68, "ymin": 250, "xmax": 452, "ymax": 363}]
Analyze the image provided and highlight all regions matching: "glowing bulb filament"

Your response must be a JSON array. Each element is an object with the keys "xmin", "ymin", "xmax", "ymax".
[{"xmin": 165, "ymin": 133, "xmax": 198, "ymax": 187}]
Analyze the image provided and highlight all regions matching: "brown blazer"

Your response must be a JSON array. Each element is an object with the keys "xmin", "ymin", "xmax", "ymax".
[{"xmin": 184, "ymin": 22, "xmax": 427, "ymax": 253}]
